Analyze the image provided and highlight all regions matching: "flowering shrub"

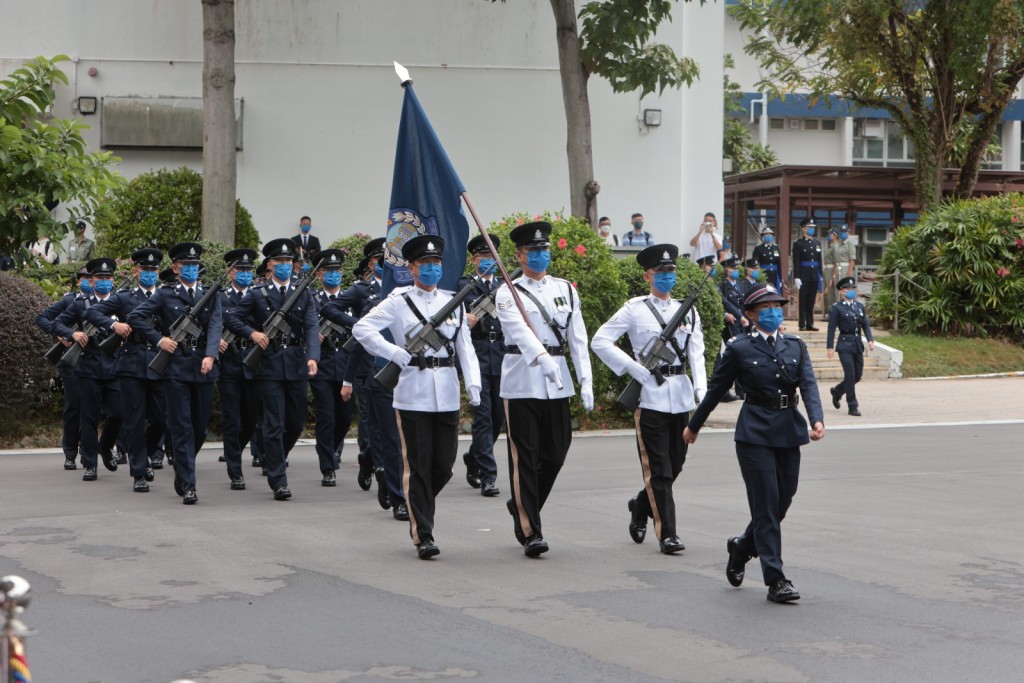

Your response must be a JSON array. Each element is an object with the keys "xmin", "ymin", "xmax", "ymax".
[
  {"xmin": 328, "ymin": 232, "xmax": 374, "ymax": 290},
  {"xmin": 872, "ymin": 194, "xmax": 1024, "ymax": 337}
]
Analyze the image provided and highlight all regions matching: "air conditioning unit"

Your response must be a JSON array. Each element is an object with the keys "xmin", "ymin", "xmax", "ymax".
[{"xmin": 860, "ymin": 120, "xmax": 884, "ymax": 139}]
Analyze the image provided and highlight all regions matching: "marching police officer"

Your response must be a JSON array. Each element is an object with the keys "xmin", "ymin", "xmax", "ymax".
[
  {"xmin": 719, "ymin": 255, "xmax": 747, "ymax": 342},
  {"xmin": 310, "ymin": 248, "xmax": 355, "ymax": 486},
  {"xmin": 352, "ymin": 235, "xmax": 481, "ymax": 559},
  {"xmin": 36, "ymin": 266, "xmax": 91, "ymax": 470},
  {"xmin": 217, "ymin": 248, "xmax": 260, "ymax": 491},
  {"xmin": 51, "ymin": 257, "xmax": 123, "ymax": 480},
  {"xmin": 752, "ymin": 226, "xmax": 782, "ymax": 292},
  {"xmin": 740, "ymin": 257, "xmax": 761, "ymax": 297},
  {"xmin": 224, "ymin": 238, "xmax": 320, "ymax": 501},
  {"xmin": 592, "ymin": 244, "xmax": 707, "ymax": 554},
  {"xmin": 792, "ymin": 218, "xmax": 823, "ymax": 331},
  {"xmin": 684, "ymin": 284, "xmax": 825, "ymax": 603},
  {"xmin": 458, "ymin": 234, "xmax": 506, "ymax": 497},
  {"xmin": 495, "ymin": 221, "xmax": 593, "ymax": 557},
  {"xmin": 84, "ymin": 248, "xmax": 166, "ymax": 493},
  {"xmin": 826, "ymin": 277, "xmax": 874, "ymax": 416},
  {"xmin": 129, "ymin": 242, "xmax": 222, "ymax": 504}
]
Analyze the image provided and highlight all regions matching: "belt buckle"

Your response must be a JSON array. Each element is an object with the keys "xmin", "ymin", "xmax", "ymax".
[
  {"xmin": 189, "ymin": 338, "xmax": 199, "ymax": 350},
  {"xmin": 779, "ymin": 394, "xmax": 789, "ymax": 409},
  {"xmin": 428, "ymin": 356, "xmax": 440, "ymax": 370}
]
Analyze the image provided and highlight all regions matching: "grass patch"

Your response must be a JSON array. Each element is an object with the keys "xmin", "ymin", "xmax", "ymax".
[{"xmin": 882, "ymin": 334, "xmax": 1024, "ymax": 378}]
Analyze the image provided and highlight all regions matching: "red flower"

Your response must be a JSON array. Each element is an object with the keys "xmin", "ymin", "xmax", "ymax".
[
  {"xmin": 997, "ymin": 266, "xmax": 1011, "ymax": 278},
  {"xmin": 1016, "ymin": 237, "xmax": 1023, "ymax": 249},
  {"xmin": 1013, "ymin": 215, "xmax": 1022, "ymax": 224},
  {"xmin": 575, "ymin": 243, "xmax": 587, "ymax": 256},
  {"xmin": 571, "ymin": 281, "xmax": 577, "ymax": 288},
  {"xmin": 558, "ymin": 238, "xmax": 568, "ymax": 249}
]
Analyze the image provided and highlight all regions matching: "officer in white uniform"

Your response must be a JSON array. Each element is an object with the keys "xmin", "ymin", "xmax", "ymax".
[
  {"xmin": 494, "ymin": 221, "xmax": 593, "ymax": 558},
  {"xmin": 592, "ymin": 244, "xmax": 707, "ymax": 554},
  {"xmin": 353, "ymin": 235, "xmax": 481, "ymax": 560}
]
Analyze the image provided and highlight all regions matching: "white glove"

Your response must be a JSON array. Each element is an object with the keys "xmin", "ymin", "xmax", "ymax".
[
  {"xmin": 580, "ymin": 380, "xmax": 594, "ymax": 411},
  {"xmin": 391, "ymin": 348, "xmax": 412, "ymax": 368},
  {"xmin": 538, "ymin": 354, "xmax": 561, "ymax": 385},
  {"xmin": 624, "ymin": 360, "xmax": 652, "ymax": 385},
  {"xmin": 468, "ymin": 386, "xmax": 481, "ymax": 407},
  {"xmin": 795, "ymin": 278, "xmax": 802, "ymax": 290}
]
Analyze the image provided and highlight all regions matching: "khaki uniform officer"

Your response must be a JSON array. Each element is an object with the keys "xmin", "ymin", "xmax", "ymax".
[
  {"xmin": 495, "ymin": 221, "xmax": 593, "ymax": 558},
  {"xmin": 353, "ymin": 235, "xmax": 482, "ymax": 560}
]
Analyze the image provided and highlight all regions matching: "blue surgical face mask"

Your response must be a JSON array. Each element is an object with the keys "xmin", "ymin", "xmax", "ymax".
[
  {"xmin": 844, "ymin": 289, "xmax": 857, "ymax": 300},
  {"xmin": 632, "ymin": 220, "xmax": 644, "ymax": 230},
  {"xmin": 526, "ymin": 249, "xmax": 551, "ymax": 273},
  {"xmin": 323, "ymin": 271, "xmax": 342, "ymax": 288},
  {"xmin": 839, "ymin": 231, "xmax": 849, "ymax": 240},
  {"xmin": 273, "ymin": 263, "xmax": 293, "ymax": 282},
  {"xmin": 652, "ymin": 272, "xmax": 676, "ymax": 294},
  {"xmin": 139, "ymin": 270, "xmax": 159, "ymax": 288},
  {"xmin": 723, "ymin": 241, "xmax": 731, "ymax": 250},
  {"xmin": 302, "ymin": 262, "xmax": 311, "ymax": 273},
  {"xmin": 749, "ymin": 269, "xmax": 761, "ymax": 280},
  {"xmin": 806, "ymin": 227, "xmax": 816, "ymax": 237},
  {"xmin": 94, "ymin": 278, "xmax": 114, "ymax": 295},
  {"xmin": 728, "ymin": 269, "xmax": 740, "ymax": 280},
  {"xmin": 478, "ymin": 257, "xmax": 496, "ymax": 275},
  {"xmin": 179, "ymin": 264, "xmax": 199, "ymax": 284},
  {"xmin": 416, "ymin": 262, "xmax": 442, "ymax": 287},
  {"xmin": 756, "ymin": 307, "xmax": 784, "ymax": 333},
  {"xmin": 374, "ymin": 264, "xmax": 383, "ymax": 279},
  {"xmin": 79, "ymin": 279, "xmax": 93, "ymax": 294},
  {"xmin": 764, "ymin": 235, "xmax": 774, "ymax": 244},
  {"xmin": 234, "ymin": 270, "xmax": 253, "ymax": 288},
  {"xmin": 300, "ymin": 224, "xmax": 311, "ymax": 233},
  {"xmin": 708, "ymin": 267, "xmax": 718, "ymax": 277}
]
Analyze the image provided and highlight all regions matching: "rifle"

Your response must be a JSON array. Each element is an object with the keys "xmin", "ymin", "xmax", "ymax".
[
  {"xmin": 45, "ymin": 326, "xmax": 75, "ymax": 364},
  {"xmin": 59, "ymin": 274, "xmax": 133, "ymax": 368},
  {"xmin": 149, "ymin": 265, "xmax": 236, "ymax": 376},
  {"xmin": 318, "ymin": 318, "xmax": 350, "ymax": 351},
  {"xmin": 616, "ymin": 269, "xmax": 714, "ymax": 412},
  {"xmin": 242, "ymin": 262, "xmax": 323, "ymax": 370},
  {"xmin": 467, "ymin": 268, "xmax": 521, "ymax": 320},
  {"xmin": 373, "ymin": 275, "xmax": 483, "ymax": 390}
]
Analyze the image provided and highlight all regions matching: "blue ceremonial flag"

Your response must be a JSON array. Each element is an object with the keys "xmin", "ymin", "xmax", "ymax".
[{"xmin": 382, "ymin": 82, "xmax": 470, "ymax": 294}]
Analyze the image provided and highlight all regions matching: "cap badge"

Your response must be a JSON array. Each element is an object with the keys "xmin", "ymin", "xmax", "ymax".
[
  {"xmin": 147, "ymin": 254, "xmax": 155, "ymax": 262},
  {"xmin": 534, "ymin": 229, "xmax": 542, "ymax": 241},
  {"xmin": 188, "ymin": 247, "xmax": 196, "ymax": 256},
  {"xmin": 662, "ymin": 251, "xmax": 670, "ymax": 260},
  {"xmin": 766, "ymin": 285, "xmax": 777, "ymax": 293},
  {"xmin": 427, "ymin": 241, "xmax": 435, "ymax": 251},
  {"xmin": 282, "ymin": 244, "xmax": 290, "ymax": 253},
  {"xmin": 330, "ymin": 254, "xmax": 338, "ymax": 262}
]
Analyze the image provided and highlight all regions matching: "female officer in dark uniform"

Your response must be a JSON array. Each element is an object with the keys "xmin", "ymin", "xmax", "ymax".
[
  {"xmin": 826, "ymin": 277, "xmax": 874, "ymax": 416},
  {"xmin": 684, "ymin": 284, "xmax": 825, "ymax": 603}
]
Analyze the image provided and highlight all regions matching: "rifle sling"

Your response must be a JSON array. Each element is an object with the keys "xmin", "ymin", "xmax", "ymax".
[
  {"xmin": 514, "ymin": 283, "xmax": 569, "ymax": 350},
  {"xmin": 401, "ymin": 292, "xmax": 457, "ymax": 359},
  {"xmin": 642, "ymin": 298, "xmax": 691, "ymax": 368}
]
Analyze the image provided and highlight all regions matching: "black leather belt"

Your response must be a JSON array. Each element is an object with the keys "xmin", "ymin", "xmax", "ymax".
[
  {"xmin": 745, "ymin": 392, "xmax": 799, "ymax": 409},
  {"xmin": 655, "ymin": 364, "xmax": 688, "ymax": 377},
  {"xmin": 506, "ymin": 344, "xmax": 564, "ymax": 356},
  {"xmin": 415, "ymin": 356, "xmax": 455, "ymax": 370},
  {"xmin": 473, "ymin": 331, "xmax": 504, "ymax": 342}
]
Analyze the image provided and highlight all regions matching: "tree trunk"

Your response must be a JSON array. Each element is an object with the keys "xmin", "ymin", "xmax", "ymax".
[
  {"xmin": 913, "ymin": 142, "xmax": 945, "ymax": 215},
  {"xmin": 954, "ymin": 112, "xmax": 1004, "ymax": 199},
  {"xmin": 549, "ymin": 0, "xmax": 598, "ymax": 226},
  {"xmin": 201, "ymin": 0, "xmax": 237, "ymax": 244}
]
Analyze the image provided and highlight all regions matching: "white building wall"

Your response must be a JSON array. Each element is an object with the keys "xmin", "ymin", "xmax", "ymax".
[{"xmin": 1, "ymin": 0, "xmax": 724, "ymax": 251}]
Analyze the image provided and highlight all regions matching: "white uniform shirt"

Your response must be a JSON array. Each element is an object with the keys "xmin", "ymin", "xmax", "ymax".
[
  {"xmin": 591, "ymin": 294, "xmax": 707, "ymax": 413},
  {"xmin": 494, "ymin": 275, "xmax": 591, "ymax": 400},
  {"xmin": 352, "ymin": 285, "xmax": 480, "ymax": 412}
]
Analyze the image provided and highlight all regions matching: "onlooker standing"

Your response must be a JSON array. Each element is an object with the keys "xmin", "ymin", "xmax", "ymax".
[
  {"xmin": 689, "ymin": 212, "xmax": 722, "ymax": 263},
  {"xmin": 26, "ymin": 236, "xmax": 59, "ymax": 265},
  {"xmin": 622, "ymin": 212, "xmax": 655, "ymax": 247},
  {"xmin": 597, "ymin": 217, "xmax": 619, "ymax": 246},
  {"xmin": 792, "ymin": 218, "xmax": 823, "ymax": 331},
  {"xmin": 66, "ymin": 221, "xmax": 95, "ymax": 262},
  {"xmin": 292, "ymin": 215, "xmax": 322, "ymax": 263}
]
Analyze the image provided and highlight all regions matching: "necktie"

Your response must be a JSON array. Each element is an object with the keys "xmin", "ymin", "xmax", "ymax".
[
  {"xmin": 767, "ymin": 335, "xmax": 775, "ymax": 348},
  {"xmin": 145, "ymin": 291, "xmax": 151, "ymax": 299},
  {"xmin": 328, "ymin": 294, "xmax": 336, "ymax": 301},
  {"xmin": 187, "ymin": 288, "xmax": 194, "ymax": 302},
  {"xmin": 280, "ymin": 286, "xmax": 286, "ymax": 296}
]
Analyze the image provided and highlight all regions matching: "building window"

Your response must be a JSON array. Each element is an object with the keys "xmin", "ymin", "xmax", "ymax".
[
  {"xmin": 804, "ymin": 119, "xmax": 819, "ymax": 130},
  {"xmin": 821, "ymin": 119, "xmax": 837, "ymax": 131},
  {"xmin": 769, "ymin": 118, "xmax": 785, "ymax": 130},
  {"xmin": 852, "ymin": 119, "xmax": 914, "ymax": 168}
]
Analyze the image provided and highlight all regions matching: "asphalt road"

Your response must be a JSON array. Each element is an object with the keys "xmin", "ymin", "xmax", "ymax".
[{"xmin": 1, "ymin": 422, "xmax": 1022, "ymax": 683}]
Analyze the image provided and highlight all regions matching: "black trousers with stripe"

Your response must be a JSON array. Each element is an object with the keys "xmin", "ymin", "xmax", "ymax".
[
  {"xmin": 396, "ymin": 409, "xmax": 459, "ymax": 546},
  {"xmin": 632, "ymin": 408, "xmax": 688, "ymax": 541},
  {"xmin": 504, "ymin": 397, "xmax": 572, "ymax": 541},
  {"xmin": 832, "ymin": 351, "xmax": 864, "ymax": 409}
]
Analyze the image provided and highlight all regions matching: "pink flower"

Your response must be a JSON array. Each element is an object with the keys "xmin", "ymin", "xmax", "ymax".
[
  {"xmin": 1013, "ymin": 215, "xmax": 1022, "ymax": 224},
  {"xmin": 535, "ymin": 214, "xmax": 543, "ymax": 221},
  {"xmin": 997, "ymin": 266, "xmax": 1011, "ymax": 277},
  {"xmin": 558, "ymin": 238, "xmax": 568, "ymax": 249},
  {"xmin": 516, "ymin": 218, "xmax": 524, "ymax": 226},
  {"xmin": 1016, "ymin": 237, "xmax": 1023, "ymax": 249},
  {"xmin": 575, "ymin": 243, "xmax": 586, "ymax": 256},
  {"xmin": 571, "ymin": 281, "xmax": 577, "ymax": 288}
]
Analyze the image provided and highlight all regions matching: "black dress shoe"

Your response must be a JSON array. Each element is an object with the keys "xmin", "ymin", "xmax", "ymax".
[
  {"xmin": 166, "ymin": 453, "xmax": 174, "ymax": 466},
  {"xmin": 417, "ymin": 540, "xmax": 440, "ymax": 560},
  {"xmin": 767, "ymin": 578, "xmax": 800, "ymax": 603},
  {"xmin": 173, "ymin": 474, "xmax": 185, "ymax": 497},
  {"xmin": 392, "ymin": 501, "xmax": 409, "ymax": 520},
  {"xmin": 506, "ymin": 498, "xmax": 526, "ymax": 546},
  {"xmin": 274, "ymin": 486, "xmax": 292, "ymax": 501},
  {"xmin": 848, "ymin": 407, "xmax": 861, "ymax": 416},
  {"xmin": 480, "ymin": 481, "xmax": 500, "ymax": 497},
  {"xmin": 357, "ymin": 471, "xmax": 373, "ymax": 491},
  {"xmin": 133, "ymin": 476, "xmax": 150, "ymax": 493},
  {"xmin": 322, "ymin": 471, "xmax": 337, "ymax": 487},
  {"xmin": 144, "ymin": 468, "xmax": 155, "ymax": 482},
  {"xmin": 149, "ymin": 456, "xmax": 163, "ymax": 470},
  {"xmin": 807, "ymin": 326, "xmax": 820, "ymax": 332},
  {"xmin": 218, "ymin": 455, "xmax": 226, "ymax": 462},
  {"xmin": 82, "ymin": 467, "xmax": 97, "ymax": 481},
  {"xmin": 64, "ymin": 458, "xmax": 77, "ymax": 470},
  {"xmin": 726, "ymin": 537, "xmax": 750, "ymax": 588},
  {"xmin": 230, "ymin": 476, "xmax": 246, "ymax": 491},
  {"xmin": 375, "ymin": 468, "xmax": 391, "ymax": 510},
  {"xmin": 524, "ymin": 535, "xmax": 549, "ymax": 558},
  {"xmin": 261, "ymin": 468, "xmax": 268, "ymax": 477},
  {"xmin": 628, "ymin": 497, "xmax": 647, "ymax": 544},
  {"xmin": 463, "ymin": 452, "xmax": 482, "ymax": 489},
  {"xmin": 830, "ymin": 386, "xmax": 841, "ymax": 409},
  {"xmin": 659, "ymin": 535, "xmax": 685, "ymax": 554},
  {"xmin": 100, "ymin": 448, "xmax": 118, "ymax": 472},
  {"xmin": 251, "ymin": 456, "xmax": 261, "ymax": 468},
  {"xmin": 182, "ymin": 487, "xmax": 198, "ymax": 505},
  {"xmin": 114, "ymin": 448, "xmax": 128, "ymax": 465}
]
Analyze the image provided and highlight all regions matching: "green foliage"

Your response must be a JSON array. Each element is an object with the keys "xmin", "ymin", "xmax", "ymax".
[
  {"xmin": 0, "ymin": 272, "xmax": 62, "ymax": 436},
  {"xmin": 328, "ymin": 232, "xmax": 374, "ymax": 290},
  {"xmin": 0, "ymin": 56, "xmax": 123, "ymax": 261},
  {"xmin": 872, "ymin": 194, "xmax": 1024, "ymax": 338},
  {"xmin": 93, "ymin": 167, "xmax": 260, "ymax": 258}
]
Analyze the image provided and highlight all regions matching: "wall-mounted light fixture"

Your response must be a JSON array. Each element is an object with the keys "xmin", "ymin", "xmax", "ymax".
[
  {"xmin": 78, "ymin": 96, "xmax": 98, "ymax": 115},
  {"xmin": 643, "ymin": 108, "xmax": 662, "ymax": 127}
]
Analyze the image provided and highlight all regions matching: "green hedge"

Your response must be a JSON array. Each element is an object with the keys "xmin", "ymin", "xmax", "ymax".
[
  {"xmin": 327, "ymin": 232, "xmax": 374, "ymax": 291},
  {"xmin": 871, "ymin": 194, "xmax": 1024, "ymax": 337}
]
